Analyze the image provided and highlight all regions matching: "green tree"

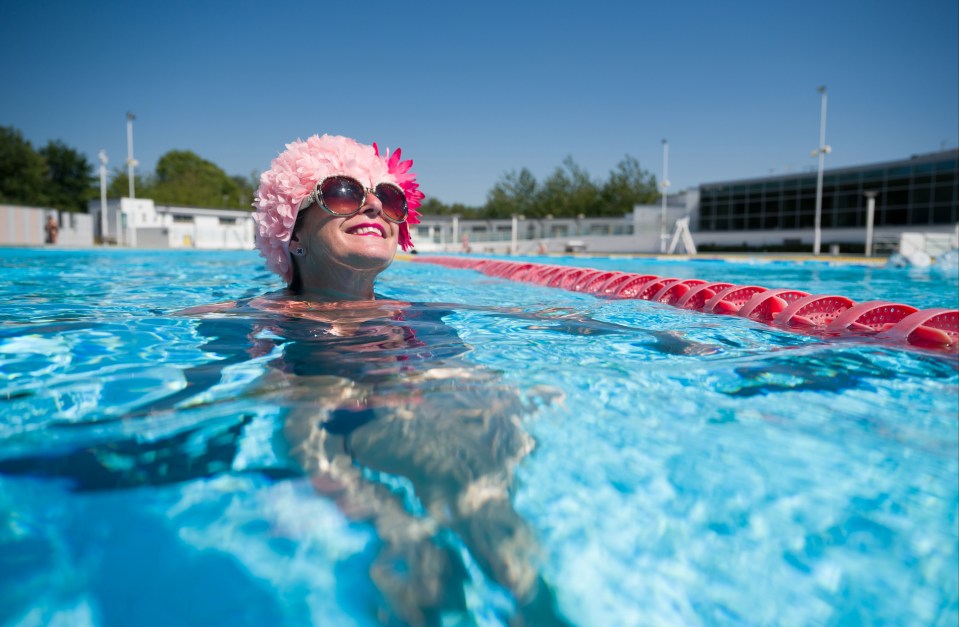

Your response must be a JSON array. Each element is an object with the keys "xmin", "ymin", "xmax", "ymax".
[
  {"xmin": 484, "ymin": 168, "xmax": 538, "ymax": 218},
  {"xmin": 416, "ymin": 197, "xmax": 480, "ymax": 217},
  {"xmin": 151, "ymin": 150, "xmax": 251, "ymax": 209},
  {"xmin": 39, "ymin": 140, "xmax": 95, "ymax": 212},
  {"xmin": 0, "ymin": 126, "xmax": 49, "ymax": 206},
  {"xmin": 107, "ymin": 169, "xmax": 153, "ymax": 199},
  {"xmin": 231, "ymin": 174, "xmax": 256, "ymax": 209},
  {"xmin": 532, "ymin": 157, "xmax": 600, "ymax": 218},
  {"xmin": 599, "ymin": 155, "xmax": 659, "ymax": 215}
]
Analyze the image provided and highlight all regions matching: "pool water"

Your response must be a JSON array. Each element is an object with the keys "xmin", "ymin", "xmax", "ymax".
[{"xmin": 1, "ymin": 248, "xmax": 956, "ymax": 626}]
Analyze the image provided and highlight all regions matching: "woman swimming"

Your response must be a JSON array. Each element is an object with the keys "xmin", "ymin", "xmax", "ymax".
[{"xmin": 239, "ymin": 134, "xmax": 568, "ymax": 625}]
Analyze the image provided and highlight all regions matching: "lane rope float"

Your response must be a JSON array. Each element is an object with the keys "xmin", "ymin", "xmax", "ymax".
[{"xmin": 411, "ymin": 256, "xmax": 959, "ymax": 352}]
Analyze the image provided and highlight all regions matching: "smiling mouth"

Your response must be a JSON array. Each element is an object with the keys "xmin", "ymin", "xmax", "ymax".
[{"xmin": 346, "ymin": 224, "xmax": 386, "ymax": 238}]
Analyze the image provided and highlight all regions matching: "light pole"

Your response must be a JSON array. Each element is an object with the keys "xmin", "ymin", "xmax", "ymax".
[
  {"xmin": 126, "ymin": 112, "xmax": 139, "ymax": 199},
  {"xmin": 510, "ymin": 214, "xmax": 525, "ymax": 255},
  {"xmin": 864, "ymin": 191, "xmax": 878, "ymax": 257},
  {"xmin": 660, "ymin": 139, "xmax": 670, "ymax": 253},
  {"xmin": 811, "ymin": 86, "xmax": 831, "ymax": 255},
  {"xmin": 98, "ymin": 150, "xmax": 108, "ymax": 243}
]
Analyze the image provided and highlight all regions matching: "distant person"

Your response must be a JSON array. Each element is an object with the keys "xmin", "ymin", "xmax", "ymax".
[
  {"xmin": 44, "ymin": 215, "xmax": 59, "ymax": 244},
  {"xmin": 461, "ymin": 232, "xmax": 472, "ymax": 253},
  {"xmin": 537, "ymin": 240, "xmax": 547, "ymax": 255}
]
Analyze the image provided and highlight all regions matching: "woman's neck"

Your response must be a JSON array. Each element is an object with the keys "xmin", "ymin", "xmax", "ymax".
[{"xmin": 297, "ymin": 265, "xmax": 379, "ymax": 301}]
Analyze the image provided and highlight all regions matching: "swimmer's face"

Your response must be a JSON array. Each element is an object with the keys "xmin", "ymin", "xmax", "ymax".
[{"xmin": 296, "ymin": 190, "xmax": 398, "ymax": 277}]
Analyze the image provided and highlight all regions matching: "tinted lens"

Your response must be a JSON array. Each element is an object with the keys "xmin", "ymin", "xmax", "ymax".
[
  {"xmin": 320, "ymin": 176, "xmax": 365, "ymax": 215},
  {"xmin": 374, "ymin": 183, "xmax": 408, "ymax": 223}
]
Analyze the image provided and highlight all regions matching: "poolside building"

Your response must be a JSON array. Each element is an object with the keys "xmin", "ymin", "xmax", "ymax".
[
  {"xmin": 692, "ymin": 149, "xmax": 959, "ymax": 253},
  {"xmin": 90, "ymin": 198, "xmax": 255, "ymax": 249}
]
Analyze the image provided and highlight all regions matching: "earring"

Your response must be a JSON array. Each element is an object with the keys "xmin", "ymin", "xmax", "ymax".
[{"xmin": 294, "ymin": 247, "xmax": 305, "ymax": 256}]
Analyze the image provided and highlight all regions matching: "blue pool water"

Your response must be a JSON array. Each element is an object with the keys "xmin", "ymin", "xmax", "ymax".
[{"xmin": 1, "ymin": 248, "xmax": 957, "ymax": 626}]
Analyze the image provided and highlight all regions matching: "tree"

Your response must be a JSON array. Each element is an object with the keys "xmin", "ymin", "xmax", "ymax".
[
  {"xmin": 533, "ymin": 157, "xmax": 601, "ymax": 218},
  {"xmin": 0, "ymin": 126, "xmax": 49, "ymax": 207},
  {"xmin": 484, "ymin": 168, "xmax": 538, "ymax": 218},
  {"xmin": 150, "ymin": 150, "xmax": 251, "ymax": 209},
  {"xmin": 599, "ymin": 155, "xmax": 659, "ymax": 215},
  {"xmin": 107, "ymin": 169, "xmax": 153, "ymax": 199},
  {"xmin": 39, "ymin": 140, "xmax": 95, "ymax": 212}
]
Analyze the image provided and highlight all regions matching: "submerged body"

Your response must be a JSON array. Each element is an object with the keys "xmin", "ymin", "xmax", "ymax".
[
  {"xmin": 173, "ymin": 293, "xmax": 706, "ymax": 624},
  {"xmin": 177, "ymin": 295, "xmax": 570, "ymax": 625}
]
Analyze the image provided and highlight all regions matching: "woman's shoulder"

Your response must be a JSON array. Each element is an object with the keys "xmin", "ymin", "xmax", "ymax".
[{"xmin": 173, "ymin": 291, "xmax": 412, "ymax": 326}]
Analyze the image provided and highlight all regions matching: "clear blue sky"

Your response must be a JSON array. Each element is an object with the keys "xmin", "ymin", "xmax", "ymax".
[{"xmin": 2, "ymin": 0, "xmax": 957, "ymax": 208}]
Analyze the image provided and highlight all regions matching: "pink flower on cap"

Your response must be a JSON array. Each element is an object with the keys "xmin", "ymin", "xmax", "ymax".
[
  {"xmin": 252, "ymin": 134, "xmax": 422, "ymax": 283},
  {"xmin": 375, "ymin": 144, "xmax": 423, "ymax": 252}
]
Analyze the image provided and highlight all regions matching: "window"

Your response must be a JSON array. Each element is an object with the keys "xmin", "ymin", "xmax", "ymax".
[
  {"xmin": 837, "ymin": 193, "xmax": 859, "ymax": 210},
  {"xmin": 914, "ymin": 163, "xmax": 934, "ymax": 185},
  {"xmin": 836, "ymin": 211, "xmax": 859, "ymax": 227},
  {"xmin": 933, "ymin": 205, "xmax": 956, "ymax": 223},
  {"xmin": 910, "ymin": 206, "xmax": 930, "ymax": 225},
  {"xmin": 883, "ymin": 208, "xmax": 908, "ymax": 225},
  {"xmin": 887, "ymin": 166, "xmax": 910, "ymax": 180},
  {"xmin": 911, "ymin": 187, "xmax": 931, "ymax": 205},
  {"xmin": 172, "ymin": 215, "xmax": 193, "ymax": 223},
  {"xmin": 934, "ymin": 185, "xmax": 954, "ymax": 204},
  {"xmin": 886, "ymin": 189, "xmax": 909, "ymax": 207},
  {"xmin": 219, "ymin": 217, "xmax": 237, "ymax": 225}
]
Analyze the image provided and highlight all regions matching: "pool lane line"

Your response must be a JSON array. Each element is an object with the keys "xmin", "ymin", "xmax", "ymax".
[{"xmin": 405, "ymin": 256, "xmax": 958, "ymax": 353}]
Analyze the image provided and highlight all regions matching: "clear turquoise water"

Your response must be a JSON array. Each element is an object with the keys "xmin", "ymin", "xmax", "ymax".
[{"xmin": 1, "ymin": 248, "xmax": 957, "ymax": 626}]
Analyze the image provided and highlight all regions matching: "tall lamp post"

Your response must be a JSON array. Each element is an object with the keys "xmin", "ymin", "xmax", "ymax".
[
  {"xmin": 98, "ymin": 150, "xmax": 108, "ymax": 243},
  {"xmin": 126, "ymin": 112, "xmax": 138, "ymax": 199},
  {"xmin": 811, "ymin": 86, "xmax": 831, "ymax": 255},
  {"xmin": 864, "ymin": 191, "xmax": 878, "ymax": 258},
  {"xmin": 660, "ymin": 139, "xmax": 670, "ymax": 253},
  {"xmin": 510, "ymin": 214, "xmax": 525, "ymax": 255}
]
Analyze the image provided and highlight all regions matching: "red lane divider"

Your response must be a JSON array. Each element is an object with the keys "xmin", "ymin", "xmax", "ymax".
[
  {"xmin": 413, "ymin": 256, "xmax": 959, "ymax": 351},
  {"xmin": 738, "ymin": 289, "xmax": 811, "ymax": 323},
  {"xmin": 704, "ymin": 285, "xmax": 768, "ymax": 315},
  {"xmin": 675, "ymin": 282, "xmax": 735, "ymax": 310}
]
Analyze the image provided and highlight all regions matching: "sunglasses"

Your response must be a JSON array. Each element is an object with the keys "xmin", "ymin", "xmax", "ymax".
[{"xmin": 312, "ymin": 175, "xmax": 408, "ymax": 224}]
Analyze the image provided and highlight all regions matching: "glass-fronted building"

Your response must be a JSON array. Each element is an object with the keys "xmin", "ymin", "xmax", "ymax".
[{"xmin": 697, "ymin": 150, "xmax": 958, "ymax": 241}]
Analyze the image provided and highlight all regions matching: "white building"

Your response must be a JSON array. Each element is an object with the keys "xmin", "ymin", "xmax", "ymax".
[{"xmin": 89, "ymin": 198, "xmax": 255, "ymax": 249}]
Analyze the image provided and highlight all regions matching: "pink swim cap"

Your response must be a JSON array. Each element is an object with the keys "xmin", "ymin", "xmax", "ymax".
[{"xmin": 252, "ymin": 134, "xmax": 423, "ymax": 283}]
